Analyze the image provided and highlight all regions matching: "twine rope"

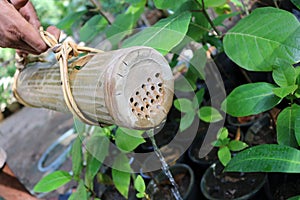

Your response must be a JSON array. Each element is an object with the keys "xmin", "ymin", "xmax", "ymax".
[{"xmin": 13, "ymin": 28, "xmax": 104, "ymax": 126}]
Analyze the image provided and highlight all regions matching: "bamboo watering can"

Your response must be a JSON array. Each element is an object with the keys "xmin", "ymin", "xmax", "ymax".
[{"xmin": 13, "ymin": 29, "xmax": 174, "ymax": 130}]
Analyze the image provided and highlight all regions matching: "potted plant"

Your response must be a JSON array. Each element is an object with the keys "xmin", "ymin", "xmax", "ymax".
[
  {"xmin": 218, "ymin": 2, "xmax": 300, "ymax": 199},
  {"xmin": 145, "ymin": 163, "xmax": 195, "ymax": 200}
]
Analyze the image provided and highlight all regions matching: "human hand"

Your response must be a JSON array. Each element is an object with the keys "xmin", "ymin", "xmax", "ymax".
[{"xmin": 0, "ymin": 0, "xmax": 60, "ymax": 55}]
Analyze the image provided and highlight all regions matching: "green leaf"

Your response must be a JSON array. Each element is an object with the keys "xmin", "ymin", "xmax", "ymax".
[
  {"xmin": 217, "ymin": 127, "xmax": 228, "ymax": 140},
  {"xmin": 272, "ymin": 64, "xmax": 296, "ymax": 87},
  {"xmin": 228, "ymin": 140, "xmax": 248, "ymax": 151},
  {"xmin": 115, "ymin": 128, "xmax": 145, "ymax": 152},
  {"xmin": 106, "ymin": 1, "xmax": 145, "ymax": 47},
  {"xmin": 73, "ymin": 117, "xmax": 85, "ymax": 134},
  {"xmin": 71, "ymin": 136, "xmax": 83, "ymax": 179},
  {"xmin": 288, "ymin": 195, "xmax": 300, "ymax": 200},
  {"xmin": 294, "ymin": 106, "xmax": 300, "ymax": 146},
  {"xmin": 153, "ymin": 0, "xmax": 186, "ymax": 10},
  {"xmin": 33, "ymin": 171, "xmax": 72, "ymax": 193},
  {"xmin": 221, "ymin": 82, "xmax": 282, "ymax": 117},
  {"xmin": 202, "ymin": 0, "xmax": 227, "ymax": 7},
  {"xmin": 189, "ymin": 48, "xmax": 207, "ymax": 80},
  {"xmin": 218, "ymin": 146, "xmax": 231, "ymax": 166},
  {"xmin": 57, "ymin": 11, "xmax": 87, "ymax": 34},
  {"xmin": 277, "ymin": 105, "xmax": 299, "ymax": 147},
  {"xmin": 225, "ymin": 144, "xmax": 300, "ymax": 172},
  {"xmin": 179, "ymin": 112, "xmax": 195, "ymax": 132},
  {"xmin": 192, "ymin": 88, "xmax": 205, "ymax": 109},
  {"xmin": 272, "ymin": 85, "xmax": 298, "ymax": 98},
  {"xmin": 174, "ymin": 98, "xmax": 194, "ymax": 113},
  {"xmin": 112, "ymin": 154, "xmax": 131, "ymax": 199},
  {"xmin": 198, "ymin": 106, "xmax": 223, "ymax": 123},
  {"xmin": 123, "ymin": 12, "xmax": 192, "ymax": 55},
  {"xmin": 291, "ymin": 0, "xmax": 300, "ymax": 9},
  {"xmin": 224, "ymin": 7, "xmax": 300, "ymax": 71},
  {"xmin": 86, "ymin": 135, "xmax": 109, "ymax": 163},
  {"xmin": 134, "ymin": 175, "xmax": 146, "ymax": 193},
  {"xmin": 85, "ymin": 153, "xmax": 102, "ymax": 188},
  {"xmin": 80, "ymin": 15, "xmax": 108, "ymax": 43},
  {"xmin": 136, "ymin": 193, "xmax": 145, "ymax": 198},
  {"xmin": 213, "ymin": 12, "xmax": 240, "ymax": 26},
  {"xmin": 68, "ymin": 180, "xmax": 88, "ymax": 200}
]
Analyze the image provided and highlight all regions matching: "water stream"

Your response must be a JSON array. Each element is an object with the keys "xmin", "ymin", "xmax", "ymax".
[{"xmin": 146, "ymin": 129, "xmax": 183, "ymax": 200}]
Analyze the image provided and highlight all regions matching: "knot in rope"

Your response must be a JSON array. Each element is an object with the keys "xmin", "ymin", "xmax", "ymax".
[{"xmin": 13, "ymin": 27, "xmax": 104, "ymax": 126}]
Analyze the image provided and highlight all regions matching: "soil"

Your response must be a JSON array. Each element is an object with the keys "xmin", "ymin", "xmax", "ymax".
[
  {"xmin": 101, "ymin": 185, "xmax": 137, "ymax": 200},
  {"xmin": 273, "ymin": 179, "xmax": 300, "ymax": 200},
  {"xmin": 150, "ymin": 172, "xmax": 190, "ymax": 200},
  {"xmin": 203, "ymin": 163, "xmax": 266, "ymax": 199},
  {"xmin": 245, "ymin": 115, "xmax": 277, "ymax": 146}
]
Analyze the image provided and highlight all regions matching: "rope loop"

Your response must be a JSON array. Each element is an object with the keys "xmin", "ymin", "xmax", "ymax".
[{"xmin": 13, "ymin": 27, "xmax": 104, "ymax": 126}]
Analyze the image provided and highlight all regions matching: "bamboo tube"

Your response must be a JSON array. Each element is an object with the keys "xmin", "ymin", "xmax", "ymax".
[{"xmin": 15, "ymin": 46, "xmax": 174, "ymax": 129}]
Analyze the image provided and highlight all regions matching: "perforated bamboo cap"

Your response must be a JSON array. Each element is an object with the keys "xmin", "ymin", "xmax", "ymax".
[{"xmin": 103, "ymin": 46, "xmax": 174, "ymax": 129}]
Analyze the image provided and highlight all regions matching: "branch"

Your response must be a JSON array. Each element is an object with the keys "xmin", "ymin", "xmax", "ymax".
[
  {"xmin": 89, "ymin": 0, "xmax": 112, "ymax": 25},
  {"xmin": 194, "ymin": 0, "xmax": 221, "ymax": 37}
]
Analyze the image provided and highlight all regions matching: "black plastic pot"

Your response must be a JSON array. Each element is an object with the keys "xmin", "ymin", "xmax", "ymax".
[
  {"xmin": 188, "ymin": 126, "xmax": 244, "ymax": 173},
  {"xmin": 101, "ymin": 185, "xmax": 137, "ymax": 200},
  {"xmin": 244, "ymin": 114, "xmax": 277, "ymax": 146},
  {"xmin": 145, "ymin": 164, "xmax": 197, "ymax": 200},
  {"xmin": 265, "ymin": 173, "xmax": 300, "ymax": 200},
  {"xmin": 201, "ymin": 162, "xmax": 267, "ymax": 200}
]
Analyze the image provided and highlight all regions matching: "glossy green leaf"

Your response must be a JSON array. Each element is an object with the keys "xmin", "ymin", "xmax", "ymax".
[
  {"xmin": 106, "ymin": 1, "xmax": 145, "ymax": 47},
  {"xmin": 221, "ymin": 82, "xmax": 282, "ymax": 117},
  {"xmin": 115, "ymin": 128, "xmax": 145, "ymax": 152},
  {"xmin": 277, "ymin": 105, "xmax": 299, "ymax": 147},
  {"xmin": 71, "ymin": 136, "xmax": 83, "ymax": 179},
  {"xmin": 80, "ymin": 15, "xmax": 108, "ymax": 43},
  {"xmin": 33, "ymin": 171, "xmax": 72, "ymax": 193},
  {"xmin": 174, "ymin": 98, "xmax": 194, "ymax": 113},
  {"xmin": 225, "ymin": 144, "xmax": 300, "ymax": 172},
  {"xmin": 224, "ymin": 7, "xmax": 300, "ymax": 71},
  {"xmin": 228, "ymin": 140, "xmax": 248, "ymax": 151},
  {"xmin": 112, "ymin": 154, "xmax": 131, "ymax": 198},
  {"xmin": 68, "ymin": 180, "xmax": 88, "ymax": 200},
  {"xmin": 288, "ymin": 195, "xmax": 300, "ymax": 200},
  {"xmin": 198, "ymin": 106, "xmax": 223, "ymax": 123},
  {"xmin": 294, "ymin": 107, "xmax": 300, "ymax": 146},
  {"xmin": 218, "ymin": 146, "xmax": 231, "ymax": 166},
  {"xmin": 291, "ymin": 0, "xmax": 300, "ymax": 9},
  {"xmin": 153, "ymin": 0, "xmax": 186, "ymax": 10},
  {"xmin": 272, "ymin": 85, "xmax": 298, "ymax": 98},
  {"xmin": 179, "ymin": 112, "xmax": 195, "ymax": 132},
  {"xmin": 217, "ymin": 127, "xmax": 228, "ymax": 140},
  {"xmin": 123, "ymin": 12, "xmax": 192, "ymax": 55},
  {"xmin": 192, "ymin": 88, "xmax": 205, "ymax": 109},
  {"xmin": 272, "ymin": 64, "xmax": 296, "ymax": 87},
  {"xmin": 134, "ymin": 175, "xmax": 146, "ymax": 193}
]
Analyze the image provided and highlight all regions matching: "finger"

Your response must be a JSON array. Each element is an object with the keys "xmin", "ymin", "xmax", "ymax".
[
  {"xmin": 19, "ymin": 20, "xmax": 48, "ymax": 53},
  {"xmin": 9, "ymin": 40, "xmax": 40, "ymax": 55},
  {"xmin": 10, "ymin": 0, "xmax": 28, "ymax": 9},
  {"xmin": 19, "ymin": 1, "xmax": 40, "ymax": 30},
  {"xmin": 46, "ymin": 26, "xmax": 61, "ymax": 41}
]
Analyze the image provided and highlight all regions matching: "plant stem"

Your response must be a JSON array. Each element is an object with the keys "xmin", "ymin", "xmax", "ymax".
[
  {"xmin": 194, "ymin": 0, "xmax": 221, "ymax": 37},
  {"xmin": 240, "ymin": 0, "xmax": 249, "ymax": 15},
  {"xmin": 89, "ymin": 0, "xmax": 112, "ymax": 25}
]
